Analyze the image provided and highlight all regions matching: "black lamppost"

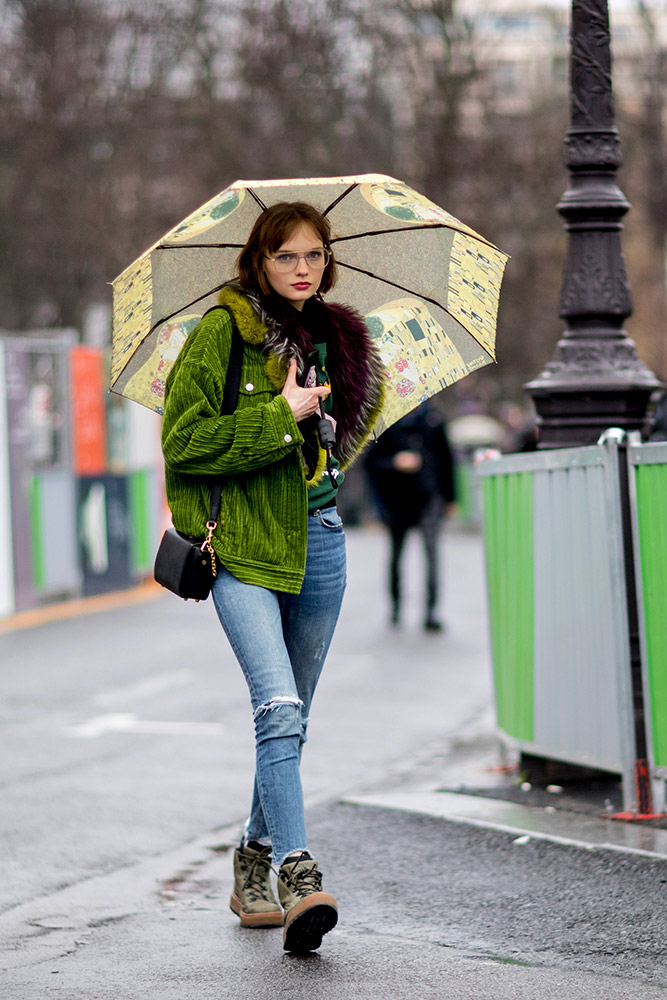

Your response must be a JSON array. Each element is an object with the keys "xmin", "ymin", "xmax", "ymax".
[{"xmin": 525, "ymin": 0, "xmax": 662, "ymax": 448}]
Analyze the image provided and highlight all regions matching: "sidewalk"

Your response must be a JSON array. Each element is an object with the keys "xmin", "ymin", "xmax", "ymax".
[
  {"xmin": 339, "ymin": 524, "xmax": 667, "ymax": 861},
  {"xmin": 344, "ymin": 689, "xmax": 667, "ymax": 861}
]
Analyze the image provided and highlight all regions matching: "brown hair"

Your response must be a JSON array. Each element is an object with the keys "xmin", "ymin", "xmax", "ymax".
[{"xmin": 236, "ymin": 201, "xmax": 337, "ymax": 297}]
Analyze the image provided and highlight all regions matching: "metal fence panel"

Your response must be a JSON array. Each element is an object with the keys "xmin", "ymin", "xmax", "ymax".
[
  {"xmin": 532, "ymin": 452, "xmax": 633, "ymax": 774},
  {"xmin": 479, "ymin": 441, "xmax": 637, "ymax": 809}
]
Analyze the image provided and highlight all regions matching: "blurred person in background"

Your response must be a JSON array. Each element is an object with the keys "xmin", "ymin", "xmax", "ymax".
[{"xmin": 366, "ymin": 401, "xmax": 456, "ymax": 632}]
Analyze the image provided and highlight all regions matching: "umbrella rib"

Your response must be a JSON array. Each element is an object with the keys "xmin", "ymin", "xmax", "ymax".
[
  {"xmin": 335, "ymin": 261, "xmax": 449, "ymax": 314},
  {"xmin": 157, "ymin": 243, "xmax": 244, "ymax": 250},
  {"xmin": 331, "ymin": 224, "xmax": 447, "ymax": 242},
  {"xmin": 248, "ymin": 188, "xmax": 268, "ymax": 211},
  {"xmin": 157, "ymin": 227, "xmax": 500, "ymax": 253},
  {"xmin": 323, "ymin": 183, "xmax": 358, "ymax": 216},
  {"xmin": 331, "ymin": 224, "xmax": 500, "ymax": 250},
  {"xmin": 147, "ymin": 282, "xmax": 228, "ymax": 336}
]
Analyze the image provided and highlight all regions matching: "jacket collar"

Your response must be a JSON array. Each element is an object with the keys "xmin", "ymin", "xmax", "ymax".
[
  {"xmin": 218, "ymin": 282, "xmax": 385, "ymax": 469},
  {"xmin": 218, "ymin": 283, "xmax": 269, "ymax": 346}
]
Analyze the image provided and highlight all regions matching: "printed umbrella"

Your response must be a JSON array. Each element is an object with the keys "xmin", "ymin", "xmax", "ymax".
[{"xmin": 111, "ymin": 174, "xmax": 508, "ymax": 436}]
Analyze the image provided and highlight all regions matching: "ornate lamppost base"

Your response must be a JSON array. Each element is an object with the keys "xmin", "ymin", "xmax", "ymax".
[{"xmin": 526, "ymin": 330, "xmax": 662, "ymax": 448}]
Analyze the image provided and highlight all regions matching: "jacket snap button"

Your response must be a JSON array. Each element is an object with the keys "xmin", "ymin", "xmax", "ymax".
[
  {"xmin": 245, "ymin": 382, "xmax": 254, "ymax": 392},
  {"xmin": 283, "ymin": 433, "xmax": 293, "ymax": 443}
]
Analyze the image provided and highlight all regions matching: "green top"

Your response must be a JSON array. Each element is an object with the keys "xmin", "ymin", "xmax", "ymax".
[{"xmin": 306, "ymin": 341, "xmax": 344, "ymax": 512}]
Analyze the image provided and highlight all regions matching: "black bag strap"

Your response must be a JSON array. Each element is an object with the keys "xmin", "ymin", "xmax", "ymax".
[
  {"xmin": 220, "ymin": 307, "xmax": 244, "ymax": 415},
  {"xmin": 205, "ymin": 305, "xmax": 244, "ymax": 524}
]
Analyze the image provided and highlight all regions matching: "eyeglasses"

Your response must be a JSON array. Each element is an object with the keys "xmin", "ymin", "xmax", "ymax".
[{"xmin": 265, "ymin": 248, "xmax": 331, "ymax": 273}]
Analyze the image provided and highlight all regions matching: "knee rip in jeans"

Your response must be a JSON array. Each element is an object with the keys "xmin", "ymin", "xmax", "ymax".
[
  {"xmin": 253, "ymin": 696, "xmax": 303, "ymax": 721},
  {"xmin": 253, "ymin": 697, "xmax": 306, "ymax": 745}
]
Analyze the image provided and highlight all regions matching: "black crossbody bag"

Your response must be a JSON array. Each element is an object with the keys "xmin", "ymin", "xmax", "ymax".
[{"xmin": 154, "ymin": 307, "xmax": 244, "ymax": 601}]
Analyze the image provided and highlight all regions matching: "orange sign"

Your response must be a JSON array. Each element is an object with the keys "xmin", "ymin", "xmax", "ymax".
[{"xmin": 71, "ymin": 346, "xmax": 106, "ymax": 475}]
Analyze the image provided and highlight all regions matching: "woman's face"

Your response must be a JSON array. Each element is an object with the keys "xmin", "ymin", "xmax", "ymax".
[{"xmin": 263, "ymin": 223, "xmax": 325, "ymax": 311}]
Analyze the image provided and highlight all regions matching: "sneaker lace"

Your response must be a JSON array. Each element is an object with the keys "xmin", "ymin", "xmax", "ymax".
[
  {"xmin": 242, "ymin": 852, "xmax": 272, "ymax": 902},
  {"xmin": 281, "ymin": 853, "xmax": 323, "ymax": 897}
]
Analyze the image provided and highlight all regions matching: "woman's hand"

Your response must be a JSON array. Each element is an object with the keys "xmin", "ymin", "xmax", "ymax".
[{"xmin": 281, "ymin": 359, "xmax": 330, "ymax": 422}]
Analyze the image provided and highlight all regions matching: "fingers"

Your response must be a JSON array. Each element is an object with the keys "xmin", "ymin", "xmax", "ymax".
[
  {"xmin": 285, "ymin": 358, "xmax": 298, "ymax": 385},
  {"xmin": 280, "ymin": 358, "xmax": 331, "ymax": 421},
  {"xmin": 284, "ymin": 360, "xmax": 328, "ymax": 394},
  {"xmin": 302, "ymin": 390, "xmax": 328, "ymax": 417}
]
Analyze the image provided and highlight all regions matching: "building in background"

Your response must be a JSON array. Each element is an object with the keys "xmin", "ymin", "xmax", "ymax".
[
  {"xmin": 417, "ymin": 0, "xmax": 667, "ymax": 120},
  {"xmin": 0, "ymin": 329, "xmax": 163, "ymax": 617}
]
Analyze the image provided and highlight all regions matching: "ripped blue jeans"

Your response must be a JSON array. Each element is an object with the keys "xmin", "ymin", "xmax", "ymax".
[{"xmin": 211, "ymin": 506, "xmax": 346, "ymax": 866}]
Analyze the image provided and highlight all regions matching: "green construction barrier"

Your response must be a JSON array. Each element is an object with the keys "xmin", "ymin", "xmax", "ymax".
[
  {"xmin": 481, "ymin": 470, "xmax": 534, "ymax": 742},
  {"xmin": 634, "ymin": 461, "xmax": 667, "ymax": 769},
  {"xmin": 128, "ymin": 469, "xmax": 155, "ymax": 576}
]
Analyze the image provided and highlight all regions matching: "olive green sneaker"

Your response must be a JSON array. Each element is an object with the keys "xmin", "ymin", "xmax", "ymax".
[
  {"xmin": 277, "ymin": 852, "xmax": 338, "ymax": 953},
  {"xmin": 229, "ymin": 842, "xmax": 282, "ymax": 928}
]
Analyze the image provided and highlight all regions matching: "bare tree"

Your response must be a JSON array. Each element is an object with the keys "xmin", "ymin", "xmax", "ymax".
[
  {"xmin": 0, "ymin": 0, "xmax": 662, "ymax": 408},
  {"xmin": 628, "ymin": 0, "xmax": 667, "ymax": 378},
  {"xmin": 232, "ymin": 0, "xmax": 364, "ymax": 177},
  {"xmin": 0, "ymin": 0, "xmax": 237, "ymax": 328}
]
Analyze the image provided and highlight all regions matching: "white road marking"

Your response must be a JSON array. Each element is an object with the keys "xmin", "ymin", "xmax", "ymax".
[
  {"xmin": 64, "ymin": 713, "xmax": 224, "ymax": 739},
  {"xmin": 93, "ymin": 669, "xmax": 194, "ymax": 708}
]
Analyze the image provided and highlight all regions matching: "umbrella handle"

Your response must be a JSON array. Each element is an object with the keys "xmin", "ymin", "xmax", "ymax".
[
  {"xmin": 317, "ymin": 415, "xmax": 336, "ymax": 450},
  {"xmin": 317, "ymin": 407, "xmax": 338, "ymax": 491}
]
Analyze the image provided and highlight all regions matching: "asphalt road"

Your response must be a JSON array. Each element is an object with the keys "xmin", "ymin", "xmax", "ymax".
[{"xmin": 2, "ymin": 525, "xmax": 667, "ymax": 998}]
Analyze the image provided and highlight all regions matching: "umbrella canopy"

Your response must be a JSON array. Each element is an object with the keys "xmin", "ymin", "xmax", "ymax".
[{"xmin": 111, "ymin": 174, "xmax": 508, "ymax": 435}]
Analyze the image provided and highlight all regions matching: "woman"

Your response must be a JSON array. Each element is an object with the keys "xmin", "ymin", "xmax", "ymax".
[{"xmin": 161, "ymin": 202, "xmax": 384, "ymax": 954}]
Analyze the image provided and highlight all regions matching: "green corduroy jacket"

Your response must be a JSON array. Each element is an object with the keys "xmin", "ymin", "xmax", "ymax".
[
  {"xmin": 161, "ymin": 290, "xmax": 310, "ymax": 593},
  {"xmin": 162, "ymin": 284, "xmax": 384, "ymax": 592}
]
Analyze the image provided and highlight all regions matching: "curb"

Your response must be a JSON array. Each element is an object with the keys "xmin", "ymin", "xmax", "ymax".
[
  {"xmin": 0, "ymin": 580, "xmax": 162, "ymax": 635},
  {"xmin": 343, "ymin": 790, "xmax": 667, "ymax": 860}
]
